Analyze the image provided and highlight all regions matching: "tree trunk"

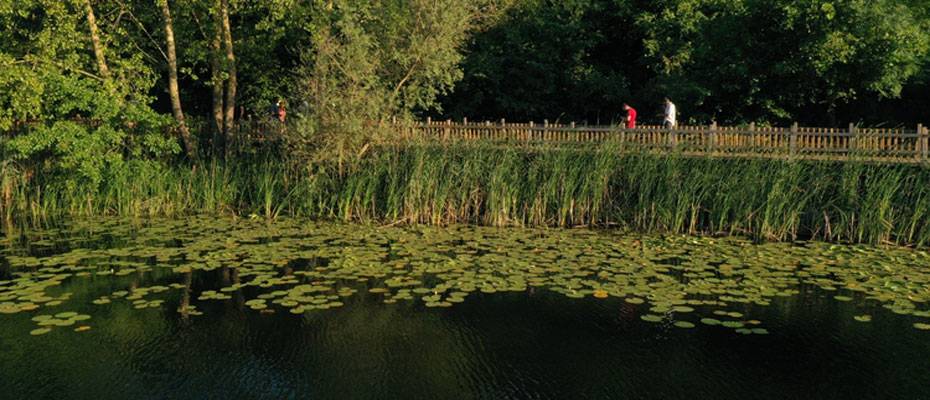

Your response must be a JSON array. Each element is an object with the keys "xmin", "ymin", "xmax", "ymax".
[
  {"xmin": 221, "ymin": 0, "xmax": 237, "ymax": 142},
  {"xmin": 158, "ymin": 0, "xmax": 197, "ymax": 160},
  {"xmin": 211, "ymin": 0, "xmax": 225, "ymax": 156},
  {"xmin": 84, "ymin": 0, "xmax": 110, "ymax": 79}
]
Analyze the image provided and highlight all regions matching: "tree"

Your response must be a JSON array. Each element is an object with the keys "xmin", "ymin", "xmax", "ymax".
[
  {"xmin": 438, "ymin": 0, "xmax": 648, "ymax": 124},
  {"xmin": 157, "ymin": 0, "xmax": 197, "ymax": 159},
  {"xmin": 84, "ymin": 0, "xmax": 111, "ymax": 79},
  {"xmin": 210, "ymin": 0, "xmax": 225, "ymax": 149},
  {"xmin": 220, "ymin": 0, "xmax": 236, "ymax": 141},
  {"xmin": 637, "ymin": 0, "xmax": 930, "ymax": 125},
  {"xmin": 295, "ymin": 0, "xmax": 479, "ymax": 170},
  {"xmin": 206, "ymin": 0, "xmax": 236, "ymax": 156},
  {"xmin": 1, "ymin": 0, "xmax": 177, "ymax": 186},
  {"xmin": 437, "ymin": 0, "xmax": 930, "ymax": 126}
]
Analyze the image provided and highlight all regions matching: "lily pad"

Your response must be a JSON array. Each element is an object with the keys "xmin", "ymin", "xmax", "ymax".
[
  {"xmin": 29, "ymin": 328, "xmax": 52, "ymax": 336},
  {"xmin": 640, "ymin": 314, "xmax": 663, "ymax": 323}
]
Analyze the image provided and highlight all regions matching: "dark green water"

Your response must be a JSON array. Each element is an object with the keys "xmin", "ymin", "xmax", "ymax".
[{"xmin": 1, "ymin": 218, "xmax": 929, "ymax": 399}]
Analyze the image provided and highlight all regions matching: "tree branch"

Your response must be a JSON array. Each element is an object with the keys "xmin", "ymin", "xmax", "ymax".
[
  {"xmin": 190, "ymin": 10, "xmax": 210, "ymax": 42},
  {"xmin": 116, "ymin": 0, "xmax": 169, "ymax": 63},
  {"xmin": 16, "ymin": 57, "xmax": 106, "ymax": 82},
  {"xmin": 392, "ymin": 56, "xmax": 421, "ymax": 99}
]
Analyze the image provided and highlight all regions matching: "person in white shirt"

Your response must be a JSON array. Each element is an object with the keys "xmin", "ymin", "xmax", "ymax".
[{"xmin": 663, "ymin": 98, "xmax": 677, "ymax": 129}]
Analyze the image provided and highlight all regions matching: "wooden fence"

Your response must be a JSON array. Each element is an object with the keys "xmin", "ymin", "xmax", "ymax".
[
  {"xmin": 9, "ymin": 117, "xmax": 925, "ymax": 164},
  {"xmin": 397, "ymin": 119, "xmax": 930, "ymax": 164}
]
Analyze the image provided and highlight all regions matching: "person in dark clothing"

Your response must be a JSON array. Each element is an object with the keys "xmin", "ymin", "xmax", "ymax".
[{"xmin": 268, "ymin": 101, "xmax": 280, "ymax": 120}]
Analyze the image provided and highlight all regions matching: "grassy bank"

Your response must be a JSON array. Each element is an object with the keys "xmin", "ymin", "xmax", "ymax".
[{"xmin": 4, "ymin": 141, "xmax": 930, "ymax": 246}]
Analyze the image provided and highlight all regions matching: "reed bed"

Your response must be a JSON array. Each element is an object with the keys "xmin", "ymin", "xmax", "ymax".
[{"xmin": 4, "ymin": 140, "xmax": 930, "ymax": 246}]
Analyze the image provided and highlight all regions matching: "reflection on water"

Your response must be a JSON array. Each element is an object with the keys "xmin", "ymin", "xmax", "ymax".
[{"xmin": 1, "ymin": 217, "xmax": 929, "ymax": 399}]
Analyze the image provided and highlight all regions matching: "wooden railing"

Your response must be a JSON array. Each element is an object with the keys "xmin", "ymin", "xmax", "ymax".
[
  {"xmin": 396, "ymin": 119, "xmax": 930, "ymax": 163},
  {"xmin": 14, "ymin": 117, "xmax": 919, "ymax": 164}
]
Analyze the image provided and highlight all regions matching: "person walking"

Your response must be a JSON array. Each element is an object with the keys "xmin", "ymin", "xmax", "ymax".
[
  {"xmin": 623, "ymin": 103, "xmax": 637, "ymax": 129},
  {"xmin": 663, "ymin": 98, "xmax": 677, "ymax": 129},
  {"xmin": 269, "ymin": 101, "xmax": 280, "ymax": 121},
  {"xmin": 277, "ymin": 100, "xmax": 287, "ymax": 123}
]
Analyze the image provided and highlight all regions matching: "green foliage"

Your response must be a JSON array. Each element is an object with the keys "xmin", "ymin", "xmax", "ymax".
[
  {"xmin": 0, "ymin": 0, "xmax": 177, "ymax": 186},
  {"xmin": 637, "ymin": 0, "xmax": 929, "ymax": 125},
  {"xmin": 443, "ymin": 0, "xmax": 930, "ymax": 126},
  {"xmin": 444, "ymin": 0, "xmax": 637, "ymax": 123},
  {"xmin": 6, "ymin": 141, "xmax": 930, "ymax": 247},
  {"xmin": 292, "ymin": 0, "xmax": 479, "ymax": 167}
]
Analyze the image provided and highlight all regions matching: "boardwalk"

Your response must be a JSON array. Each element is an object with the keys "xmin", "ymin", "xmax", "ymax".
[{"xmin": 400, "ymin": 119, "xmax": 929, "ymax": 164}]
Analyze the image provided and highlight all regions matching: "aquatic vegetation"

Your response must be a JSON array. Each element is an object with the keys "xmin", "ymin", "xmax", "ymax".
[
  {"xmin": 5, "ymin": 143, "xmax": 930, "ymax": 247},
  {"xmin": 26, "ymin": 312, "xmax": 91, "ymax": 335},
  {"xmin": 2, "ymin": 216, "xmax": 930, "ymax": 339},
  {"xmin": 641, "ymin": 315, "xmax": 664, "ymax": 323},
  {"xmin": 674, "ymin": 321, "xmax": 695, "ymax": 329}
]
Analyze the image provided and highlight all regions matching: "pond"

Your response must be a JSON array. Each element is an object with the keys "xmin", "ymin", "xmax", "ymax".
[{"xmin": 1, "ymin": 217, "xmax": 929, "ymax": 399}]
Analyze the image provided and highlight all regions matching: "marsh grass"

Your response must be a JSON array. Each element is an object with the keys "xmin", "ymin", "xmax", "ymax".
[{"xmin": 4, "ymin": 139, "xmax": 930, "ymax": 246}]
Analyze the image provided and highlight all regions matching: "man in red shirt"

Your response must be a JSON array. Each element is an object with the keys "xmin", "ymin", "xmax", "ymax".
[{"xmin": 623, "ymin": 103, "xmax": 637, "ymax": 129}]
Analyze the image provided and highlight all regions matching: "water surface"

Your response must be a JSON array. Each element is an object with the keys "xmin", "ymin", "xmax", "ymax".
[{"xmin": 1, "ymin": 217, "xmax": 929, "ymax": 399}]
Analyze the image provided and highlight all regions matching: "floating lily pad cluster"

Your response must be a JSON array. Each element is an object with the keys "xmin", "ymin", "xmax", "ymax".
[
  {"xmin": 2, "ymin": 216, "xmax": 930, "ymax": 337},
  {"xmin": 29, "ymin": 312, "xmax": 92, "ymax": 335}
]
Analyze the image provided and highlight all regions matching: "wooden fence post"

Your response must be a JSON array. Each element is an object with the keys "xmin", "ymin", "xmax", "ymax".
[
  {"xmin": 619, "ymin": 122, "xmax": 626, "ymax": 147},
  {"xmin": 848, "ymin": 123, "xmax": 857, "ymax": 156},
  {"xmin": 709, "ymin": 122, "xmax": 717, "ymax": 154},
  {"xmin": 543, "ymin": 119, "xmax": 549, "ymax": 142},
  {"xmin": 790, "ymin": 122, "xmax": 798, "ymax": 157},
  {"xmin": 425, "ymin": 116, "xmax": 431, "ymax": 139},
  {"xmin": 461, "ymin": 117, "xmax": 467, "ymax": 140},
  {"xmin": 920, "ymin": 123, "xmax": 927, "ymax": 162}
]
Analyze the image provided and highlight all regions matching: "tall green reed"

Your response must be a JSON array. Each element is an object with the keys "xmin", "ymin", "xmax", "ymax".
[{"xmin": 5, "ymin": 139, "xmax": 930, "ymax": 246}]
